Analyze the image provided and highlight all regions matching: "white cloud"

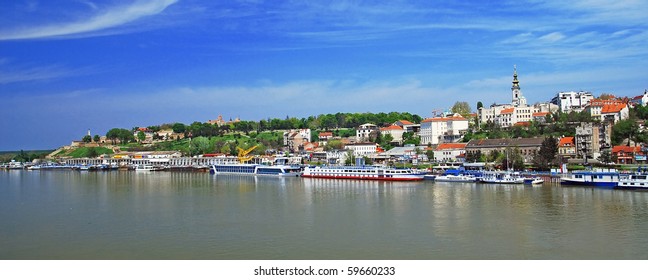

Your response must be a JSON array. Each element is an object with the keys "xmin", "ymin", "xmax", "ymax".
[
  {"xmin": 538, "ymin": 32, "xmax": 565, "ymax": 42},
  {"xmin": 0, "ymin": 0, "xmax": 178, "ymax": 40}
]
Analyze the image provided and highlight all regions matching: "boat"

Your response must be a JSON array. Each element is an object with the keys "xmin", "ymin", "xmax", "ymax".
[
  {"xmin": 617, "ymin": 167, "xmax": 648, "ymax": 189},
  {"xmin": 301, "ymin": 165, "xmax": 426, "ymax": 181},
  {"xmin": 211, "ymin": 163, "xmax": 302, "ymax": 177},
  {"xmin": 423, "ymin": 174, "xmax": 437, "ymax": 180},
  {"xmin": 434, "ymin": 169, "xmax": 478, "ymax": 182},
  {"xmin": 560, "ymin": 168, "xmax": 619, "ymax": 188},
  {"xmin": 481, "ymin": 171, "xmax": 525, "ymax": 184},
  {"xmin": 135, "ymin": 164, "xmax": 165, "ymax": 172},
  {"xmin": 7, "ymin": 160, "xmax": 24, "ymax": 170},
  {"xmin": 523, "ymin": 177, "xmax": 544, "ymax": 185}
]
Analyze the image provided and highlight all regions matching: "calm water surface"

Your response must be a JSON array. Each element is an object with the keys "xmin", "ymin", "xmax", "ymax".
[{"xmin": 2, "ymin": 170, "xmax": 648, "ymax": 259}]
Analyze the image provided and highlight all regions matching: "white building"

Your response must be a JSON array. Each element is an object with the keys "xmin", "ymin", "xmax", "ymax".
[
  {"xmin": 630, "ymin": 90, "xmax": 648, "ymax": 107},
  {"xmin": 585, "ymin": 99, "xmax": 629, "ymax": 123},
  {"xmin": 356, "ymin": 123, "xmax": 378, "ymax": 142},
  {"xmin": 478, "ymin": 66, "xmax": 552, "ymax": 128},
  {"xmin": 420, "ymin": 113, "xmax": 469, "ymax": 145},
  {"xmin": 380, "ymin": 125, "xmax": 405, "ymax": 145},
  {"xmin": 344, "ymin": 142, "xmax": 377, "ymax": 157},
  {"xmin": 434, "ymin": 143, "xmax": 467, "ymax": 162},
  {"xmin": 551, "ymin": 91, "xmax": 594, "ymax": 113}
]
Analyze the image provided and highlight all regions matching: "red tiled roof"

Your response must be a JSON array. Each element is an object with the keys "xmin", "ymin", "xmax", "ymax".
[
  {"xmin": 421, "ymin": 116, "xmax": 467, "ymax": 123},
  {"xmin": 559, "ymin": 137, "xmax": 574, "ymax": 147},
  {"xmin": 435, "ymin": 143, "xmax": 467, "ymax": 150},
  {"xmin": 533, "ymin": 112, "xmax": 549, "ymax": 117},
  {"xmin": 612, "ymin": 145, "xmax": 641, "ymax": 153},
  {"xmin": 380, "ymin": 125, "xmax": 404, "ymax": 131},
  {"xmin": 514, "ymin": 121, "xmax": 530, "ymax": 127},
  {"xmin": 601, "ymin": 103, "xmax": 626, "ymax": 114},
  {"xmin": 501, "ymin": 108, "xmax": 514, "ymax": 114},
  {"xmin": 398, "ymin": 120, "xmax": 413, "ymax": 125},
  {"xmin": 319, "ymin": 132, "xmax": 333, "ymax": 137}
]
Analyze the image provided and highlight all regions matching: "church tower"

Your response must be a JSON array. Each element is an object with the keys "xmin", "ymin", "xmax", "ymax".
[{"xmin": 511, "ymin": 65, "xmax": 526, "ymax": 107}]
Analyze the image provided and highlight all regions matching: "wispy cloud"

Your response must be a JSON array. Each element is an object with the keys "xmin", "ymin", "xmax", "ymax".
[
  {"xmin": 0, "ymin": 64, "xmax": 91, "ymax": 84},
  {"xmin": 0, "ymin": 0, "xmax": 178, "ymax": 40}
]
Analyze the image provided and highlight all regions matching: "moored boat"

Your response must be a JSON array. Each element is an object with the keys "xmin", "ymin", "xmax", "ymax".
[
  {"xmin": 211, "ymin": 163, "xmax": 302, "ymax": 177},
  {"xmin": 434, "ymin": 169, "xmax": 478, "ymax": 182},
  {"xmin": 301, "ymin": 165, "xmax": 426, "ymax": 181},
  {"xmin": 135, "ymin": 164, "xmax": 165, "ymax": 172},
  {"xmin": 560, "ymin": 168, "xmax": 619, "ymax": 188},
  {"xmin": 481, "ymin": 171, "xmax": 525, "ymax": 184},
  {"xmin": 617, "ymin": 167, "xmax": 648, "ymax": 189},
  {"xmin": 523, "ymin": 177, "xmax": 544, "ymax": 185}
]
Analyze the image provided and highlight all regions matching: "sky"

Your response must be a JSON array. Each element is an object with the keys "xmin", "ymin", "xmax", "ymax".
[{"xmin": 1, "ymin": 0, "xmax": 647, "ymax": 150}]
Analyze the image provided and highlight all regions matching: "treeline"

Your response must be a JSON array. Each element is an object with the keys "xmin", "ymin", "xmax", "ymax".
[{"xmin": 104, "ymin": 112, "xmax": 422, "ymax": 141}]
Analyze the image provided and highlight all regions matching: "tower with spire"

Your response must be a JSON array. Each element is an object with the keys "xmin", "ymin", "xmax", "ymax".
[{"xmin": 511, "ymin": 65, "xmax": 527, "ymax": 107}]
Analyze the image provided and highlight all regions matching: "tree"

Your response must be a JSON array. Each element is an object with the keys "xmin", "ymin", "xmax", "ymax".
[
  {"xmin": 476, "ymin": 101, "xmax": 484, "ymax": 110},
  {"xmin": 190, "ymin": 136, "xmax": 211, "ymax": 156},
  {"xmin": 137, "ymin": 131, "xmax": 146, "ymax": 143},
  {"xmin": 93, "ymin": 135, "xmax": 100, "ymax": 143},
  {"xmin": 598, "ymin": 150, "xmax": 613, "ymax": 164},
  {"xmin": 82, "ymin": 135, "xmax": 92, "ymax": 143},
  {"xmin": 532, "ymin": 136, "xmax": 559, "ymax": 170},
  {"xmin": 172, "ymin": 123, "xmax": 186, "ymax": 134},
  {"xmin": 612, "ymin": 119, "xmax": 639, "ymax": 145},
  {"xmin": 451, "ymin": 101, "xmax": 472, "ymax": 116}
]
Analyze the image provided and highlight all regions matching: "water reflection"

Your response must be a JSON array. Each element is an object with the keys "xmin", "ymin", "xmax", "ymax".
[{"xmin": 2, "ymin": 171, "xmax": 648, "ymax": 259}]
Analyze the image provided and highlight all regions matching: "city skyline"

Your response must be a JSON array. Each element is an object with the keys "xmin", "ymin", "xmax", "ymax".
[{"xmin": 1, "ymin": 1, "xmax": 647, "ymax": 150}]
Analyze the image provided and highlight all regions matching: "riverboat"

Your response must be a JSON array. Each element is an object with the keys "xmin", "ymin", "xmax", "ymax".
[
  {"xmin": 523, "ymin": 177, "xmax": 544, "ymax": 185},
  {"xmin": 617, "ymin": 167, "xmax": 648, "ymax": 189},
  {"xmin": 560, "ymin": 169, "xmax": 619, "ymax": 188},
  {"xmin": 481, "ymin": 171, "xmax": 525, "ymax": 184},
  {"xmin": 301, "ymin": 165, "xmax": 426, "ymax": 181},
  {"xmin": 135, "ymin": 164, "xmax": 165, "ymax": 172},
  {"xmin": 434, "ymin": 169, "xmax": 478, "ymax": 182},
  {"xmin": 210, "ymin": 163, "xmax": 302, "ymax": 177}
]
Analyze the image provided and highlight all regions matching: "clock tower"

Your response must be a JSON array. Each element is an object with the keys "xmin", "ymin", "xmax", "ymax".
[{"xmin": 511, "ymin": 65, "xmax": 526, "ymax": 107}]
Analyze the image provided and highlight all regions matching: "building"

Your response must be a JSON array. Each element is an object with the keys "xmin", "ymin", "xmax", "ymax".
[
  {"xmin": 533, "ymin": 112, "xmax": 551, "ymax": 123},
  {"xmin": 420, "ymin": 113, "xmax": 468, "ymax": 145},
  {"xmin": 478, "ymin": 66, "xmax": 551, "ymax": 128},
  {"xmin": 465, "ymin": 137, "xmax": 545, "ymax": 163},
  {"xmin": 208, "ymin": 114, "xmax": 240, "ymax": 126},
  {"xmin": 558, "ymin": 136, "xmax": 577, "ymax": 160},
  {"xmin": 344, "ymin": 142, "xmax": 377, "ymax": 157},
  {"xmin": 283, "ymin": 129, "xmax": 311, "ymax": 152},
  {"xmin": 611, "ymin": 145, "xmax": 644, "ymax": 164},
  {"xmin": 575, "ymin": 122, "xmax": 612, "ymax": 162},
  {"xmin": 394, "ymin": 120, "xmax": 420, "ymax": 133},
  {"xmin": 585, "ymin": 99, "xmax": 628, "ymax": 123},
  {"xmin": 551, "ymin": 91, "xmax": 594, "ymax": 113},
  {"xmin": 318, "ymin": 131, "xmax": 333, "ymax": 141},
  {"xmin": 356, "ymin": 123, "xmax": 378, "ymax": 142},
  {"xmin": 630, "ymin": 90, "xmax": 648, "ymax": 107},
  {"xmin": 380, "ymin": 125, "xmax": 405, "ymax": 145},
  {"xmin": 434, "ymin": 143, "xmax": 467, "ymax": 162}
]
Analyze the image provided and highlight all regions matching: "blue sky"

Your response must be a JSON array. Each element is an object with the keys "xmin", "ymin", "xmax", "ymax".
[{"xmin": 1, "ymin": 0, "xmax": 647, "ymax": 150}]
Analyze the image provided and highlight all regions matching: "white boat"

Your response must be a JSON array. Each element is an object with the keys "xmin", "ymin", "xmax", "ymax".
[
  {"xmin": 617, "ymin": 168, "xmax": 648, "ymax": 189},
  {"xmin": 434, "ymin": 169, "xmax": 478, "ymax": 182},
  {"xmin": 301, "ymin": 165, "xmax": 426, "ymax": 181},
  {"xmin": 135, "ymin": 164, "xmax": 164, "ymax": 172},
  {"xmin": 7, "ymin": 160, "xmax": 24, "ymax": 170},
  {"xmin": 560, "ymin": 168, "xmax": 619, "ymax": 188},
  {"xmin": 481, "ymin": 171, "xmax": 525, "ymax": 184},
  {"xmin": 523, "ymin": 177, "xmax": 544, "ymax": 185},
  {"xmin": 617, "ymin": 173, "xmax": 648, "ymax": 189},
  {"xmin": 211, "ymin": 163, "xmax": 302, "ymax": 177}
]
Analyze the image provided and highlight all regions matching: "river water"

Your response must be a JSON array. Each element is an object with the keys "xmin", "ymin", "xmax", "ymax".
[{"xmin": 1, "ymin": 170, "xmax": 648, "ymax": 260}]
